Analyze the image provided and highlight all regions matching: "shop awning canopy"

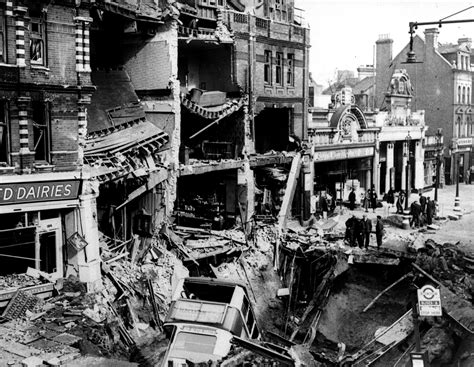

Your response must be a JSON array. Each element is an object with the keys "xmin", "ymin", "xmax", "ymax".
[{"xmin": 84, "ymin": 118, "xmax": 169, "ymax": 182}]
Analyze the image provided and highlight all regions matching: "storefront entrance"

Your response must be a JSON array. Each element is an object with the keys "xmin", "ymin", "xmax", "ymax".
[{"xmin": 37, "ymin": 218, "xmax": 63, "ymax": 277}]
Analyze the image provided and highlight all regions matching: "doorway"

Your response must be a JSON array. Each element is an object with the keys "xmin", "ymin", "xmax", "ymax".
[{"xmin": 37, "ymin": 218, "xmax": 63, "ymax": 277}]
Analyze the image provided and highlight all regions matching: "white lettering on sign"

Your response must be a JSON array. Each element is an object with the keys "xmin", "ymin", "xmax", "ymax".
[
  {"xmin": 0, "ymin": 181, "xmax": 80, "ymax": 205},
  {"xmin": 313, "ymin": 147, "xmax": 374, "ymax": 162},
  {"xmin": 417, "ymin": 284, "xmax": 442, "ymax": 317}
]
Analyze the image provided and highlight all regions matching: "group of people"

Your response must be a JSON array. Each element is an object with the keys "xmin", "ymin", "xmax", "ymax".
[
  {"xmin": 348, "ymin": 185, "xmax": 378, "ymax": 212},
  {"xmin": 345, "ymin": 214, "xmax": 384, "ymax": 250},
  {"xmin": 409, "ymin": 193, "xmax": 437, "ymax": 228}
]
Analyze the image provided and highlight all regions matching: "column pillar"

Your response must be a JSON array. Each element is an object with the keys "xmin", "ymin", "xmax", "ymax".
[
  {"xmin": 373, "ymin": 137, "xmax": 380, "ymax": 196},
  {"xmin": 74, "ymin": 17, "xmax": 93, "ymax": 73},
  {"xmin": 414, "ymin": 140, "xmax": 424, "ymax": 191},
  {"xmin": 14, "ymin": 6, "xmax": 27, "ymax": 67},
  {"xmin": 385, "ymin": 142, "xmax": 394, "ymax": 193},
  {"xmin": 302, "ymin": 154, "xmax": 312, "ymax": 222},
  {"xmin": 77, "ymin": 180, "xmax": 102, "ymax": 291},
  {"xmin": 6, "ymin": 1, "xmax": 13, "ymax": 16},
  {"xmin": 17, "ymin": 96, "xmax": 31, "ymax": 155},
  {"xmin": 77, "ymin": 101, "xmax": 88, "ymax": 165},
  {"xmin": 401, "ymin": 141, "xmax": 408, "ymax": 191}
]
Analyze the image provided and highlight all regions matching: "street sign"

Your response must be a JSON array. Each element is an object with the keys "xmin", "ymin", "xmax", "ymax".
[{"xmin": 417, "ymin": 284, "xmax": 442, "ymax": 317}]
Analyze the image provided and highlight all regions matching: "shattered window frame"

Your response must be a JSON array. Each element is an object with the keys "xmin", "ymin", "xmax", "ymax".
[
  {"xmin": 29, "ymin": 17, "xmax": 46, "ymax": 66},
  {"xmin": 0, "ymin": 100, "xmax": 10, "ymax": 165},
  {"xmin": 264, "ymin": 50, "xmax": 272, "ymax": 84},
  {"xmin": 276, "ymin": 52, "xmax": 283, "ymax": 85},
  {"xmin": 0, "ymin": 9, "xmax": 6, "ymax": 64},
  {"xmin": 32, "ymin": 101, "xmax": 51, "ymax": 163},
  {"xmin": 287, "ymin": 53, "xmax": 294, "ymax": 86}
]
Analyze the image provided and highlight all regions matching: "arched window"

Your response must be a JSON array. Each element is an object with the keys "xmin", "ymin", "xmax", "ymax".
[
  {"xmin": 468, "ymin": 87, "xmax": 471, "ymax": 105},
  {"xmin": 457, "ymin": 116, "xmax": 461, "ymax": 137},
  {"xmin": 458, "ymin": 86, "xmax": 461, "ymax": 104},
  {"xmin": 462, "ymin": 86, "xmax": 466, "ymax": 104}
]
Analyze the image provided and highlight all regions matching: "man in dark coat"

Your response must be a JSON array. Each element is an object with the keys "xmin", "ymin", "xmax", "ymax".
[
  {"xmin": 361, "ymin": 214, "xmax": 372, "ymax": 249},
  {"xmin": 409, "ymin": 200, "xmax": 421, "ymax": 228},
  {"xmin": 349, "ymin": 189, "xmax": 356, "ymax": 210},
  {"xmin": 419, "ymin": 192, "xmax": 427, "ymax": 214},
  {"xmin": 426, "ymin": 197, "xmax": 436, "ymax": 225},
  {"xmin": 370, "ymin": 186, "xmax": 377, "ymax": 212},
  {"xmin": 354, "ymin": 217, "xmax": 364, "ymax": 248},
  {"xmin": 345, "ymin": 215, "xmax": 356, "ymax": 246},
  {"xmin": 375, "ymin": 215, "xmax": 384, "ymax": 249},
  {"xmin": 387, "ymin": 188, "xmax": 395, "ymax": 209}
]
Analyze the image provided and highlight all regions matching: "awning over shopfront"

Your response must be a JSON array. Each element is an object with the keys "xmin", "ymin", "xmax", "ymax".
[{"xmin": 84, "ymin": 118, "xmax": 169, "ymax": 182}]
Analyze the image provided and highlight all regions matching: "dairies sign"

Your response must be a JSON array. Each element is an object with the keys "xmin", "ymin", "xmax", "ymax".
[{"xmin": 0, "ymin": 180, "xmax": 80, "ymax": 205}]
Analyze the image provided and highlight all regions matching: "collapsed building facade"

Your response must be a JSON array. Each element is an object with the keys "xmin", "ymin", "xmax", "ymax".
[{"xmin": 0, "ymin": 0, "xmax": 310, "ymax": 288}]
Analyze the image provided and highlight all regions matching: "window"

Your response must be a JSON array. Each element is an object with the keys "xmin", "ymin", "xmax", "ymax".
[
  {"xmin": 458, "ymin": 86, "xmax": 461, "ymax": 104},
  {"xmin": 32, "ymin": 101, "xmax": 50, "ymax": 162},
  {"xmin": 0, "ymin": 10, "xmax": 6, "ymax": 64},
  {"xmin": 468, "ymin": 87, "xmax": 471, "ymax": 105},
  {"xmin": 287, "ymin": 53, "xmax": 294, "ymax": 86},
  {"xmin": 264, "ymin": 50, "xmax": 272, "ymax": 84},
  {"xmin": 276, "ymin": 52, "xmax": 283, "ymax": 85},
  {"xmin": 462, "ymin": 86, "xmax": 466, "ymax": 104},
  {"xmin": 0, "ymin": 101, "xmax": 10, "ymax": 164},
  {"xmin": 29, "ymin": 18, "xmax": 45, "ymax": 65}
]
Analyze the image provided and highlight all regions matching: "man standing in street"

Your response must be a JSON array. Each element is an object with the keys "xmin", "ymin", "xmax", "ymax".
[
  {"xmin": 426, "ymin": 197, "xmax": 436, "ymax": 225},
  {"xmin": 419, "ymin": 192, "xmax": 427, "ymax": 215},
  {"xmin": 376, "ymin": 215, "xmax": 384, "ymax": 250},
  {"xmin": 345, "ymin": 215, "xmax": 356, "ymax": 246},
  {"xmin": 409, "ymin": 199, "xmax": 421, "ymax": 228},
  {"xmin": 349, "ymin": 189, "xmax": 356, "ymax": 211},
  {"xmin": 361, "ymin": 214, "xmax": 372, "ymax": 250}
]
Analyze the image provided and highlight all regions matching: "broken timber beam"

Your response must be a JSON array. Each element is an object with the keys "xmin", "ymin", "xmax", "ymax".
[
  {"xmin": 277, "ymin": 153, "xmax": 302, "ymax": 231},
  {"xmin": 231, "ymin": 336, "xmax": 295, "ymax": 366},
  {"xmin": 362, "ymin": 273, "xmax": 412, "ymax": 313}
]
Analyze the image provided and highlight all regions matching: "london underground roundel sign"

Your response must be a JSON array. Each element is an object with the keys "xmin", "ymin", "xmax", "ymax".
[{"xmin": 417, "ymin": 284, "xmax": 442, "ymax": 317}]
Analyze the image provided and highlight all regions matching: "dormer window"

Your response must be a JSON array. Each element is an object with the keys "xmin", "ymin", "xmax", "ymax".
[{"xmin": 30, "ymin": 18, "xmax": 46, "ymax": 66}]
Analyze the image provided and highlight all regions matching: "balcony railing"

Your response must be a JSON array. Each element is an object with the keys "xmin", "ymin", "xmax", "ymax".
[
  {"xmin": 308, "ymin": 130, "xmax": 377, "ymax": 146},
  {"xmin": 178, "ymin": 25, "xmax": 216, "ymax": 39}
]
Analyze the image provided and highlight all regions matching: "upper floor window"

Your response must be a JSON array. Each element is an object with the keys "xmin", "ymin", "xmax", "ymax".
[
  {"xmin": 30, "ymin": 18, "xmax": 46, "ymax": 66},
  {"xmin": 264, "ymin": 50, "xmax": 272, "ymax": 84},
  {"xmin": 0, "ymin": 10, "xmax": 6, "ymax": 64},
  {"xmin": 276, "ymin": 52, "xmax": 283, "ymax": 85},
  {"xmin": 32, "ymin": 101, "xmax": 51, "ymax": 162},
  {"xmin": 462, "ymin": 86, "xmax": 466, "ymax": 104},
  {"xmin": 0, "ymin": 101, "xmax": 10, "ymax": 164},
  {"xmin": 458, "ymin": 86, "xmax": 461, "ymax": 104},
  {"xmin": 287, "ymin": 53, "xmax": 294, "ymax": 86}
]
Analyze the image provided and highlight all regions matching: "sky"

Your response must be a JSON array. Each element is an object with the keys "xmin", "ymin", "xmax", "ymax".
[{"xmin": 294, "ymin": 0, "xmax": 474, "ymax": 87}]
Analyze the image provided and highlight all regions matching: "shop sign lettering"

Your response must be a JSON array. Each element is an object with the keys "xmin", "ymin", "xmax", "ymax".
[
  {"xmin": 313, "ymin": 147, "xmax": 374, "ymax": 162},
  {"xmin": 0, "ymin": 180, "xmax": 80, "ymax": 205}
]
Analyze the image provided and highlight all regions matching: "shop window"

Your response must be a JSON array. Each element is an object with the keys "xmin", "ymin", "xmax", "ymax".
[
  {"xmin": 29, "ymin": 18, "xmax": 46, "ymax": 66},
  {"xmin": 0, "ymin": 101, "xmax": 10, "ymax": 164},
  {"xmin": 275, "ymin": 52, "xmax": 283, "ymax": 85},
  {"xmin": 0, "ymin": 10, "xmax": 6, "ymax": 64},
  {"xmin": 32, "ymin": 101, "xmax": 51, "ymax": 162},
  {"xmin": 287, "ymin": 53, "xmax": 294, "ymax": 86},
  {"xmin": 264, "ymin": 50, "xmax": 272, "ymax": 84}
]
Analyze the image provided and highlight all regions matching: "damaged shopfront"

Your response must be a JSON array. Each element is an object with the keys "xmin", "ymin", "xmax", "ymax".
[{"xmin": 0, "ymin": 174, "xmax": 101, "ymax": 292}]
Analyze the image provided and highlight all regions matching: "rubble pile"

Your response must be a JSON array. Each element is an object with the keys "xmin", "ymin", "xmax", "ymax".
[{"xmin": 415, "ymin": 239, "xmax": 474, "ymax": 301}]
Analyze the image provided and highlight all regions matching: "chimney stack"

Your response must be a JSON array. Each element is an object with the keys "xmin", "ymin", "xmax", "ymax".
[{"xmin": 424, "ymin": 28, "xmax": 439, "ymax": 50}]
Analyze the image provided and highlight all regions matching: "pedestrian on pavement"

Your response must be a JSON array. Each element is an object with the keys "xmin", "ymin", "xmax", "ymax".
[
  {"xmin": 361, "ymin": 214, "xmax": 372, "ymax": 249},
  {"xmin": 363, "ymin": 190, "xmax": 369, "ymax": 212},
  {"xmin": 345, "ymin": 215, "xmax": 356, "ymax": 246},
  {"xmin": 375, "ymin": 215, "xmax": 384, "ymax": 249},
  {"xmin": 387, "ymin": 187, "xmax": 395, "ymax": 209},
  {"xmin": 354, "ymin": 217, "xmax": 364, "ymax": 248},
  {"xmin": 370, "ymin": 185, "xmax": 377, "ymax": 212},
  {"xmin": 349, "ymin": 189, "xmax": 356, "ymax": 210},
  {"xmin": 426, "ymin": 197, "xmax": 436, "ymax": 225},
  {"xmin": 320, "ymin": 194, "xmax": 328, "ymax": 219},
  {"xmin": 409, "ymin": 200, "xmax": 421, "ymax": 228},
  {"xmin": 396, "ymin": 191, "xmax": 405, "ymax": 214},
  {"xmin": 419, "ymin": 192, "xmax": 427, "ymax": 214}
]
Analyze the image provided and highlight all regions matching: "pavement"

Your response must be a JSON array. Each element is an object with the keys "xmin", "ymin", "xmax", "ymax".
[{"xmin": 329, "ymin": 183, "xmax": 474, "ymax": 255}]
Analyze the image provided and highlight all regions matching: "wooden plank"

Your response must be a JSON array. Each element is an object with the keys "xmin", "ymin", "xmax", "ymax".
[{"xmin": 277, "ymin": 153, "xmax": 302, "ymax": 230}]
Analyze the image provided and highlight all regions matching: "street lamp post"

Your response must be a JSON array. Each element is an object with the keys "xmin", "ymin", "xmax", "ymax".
[
  {"xmin": 434, "ymin": 129, "xmax": 443, "ymax": 202},
  {"xmin": 405, "ymin": 133, "xmax": 412, "ymax": 211},
  {"xmin": 453, "ymin": 152, "xmax": 462, "ymax": 213}
]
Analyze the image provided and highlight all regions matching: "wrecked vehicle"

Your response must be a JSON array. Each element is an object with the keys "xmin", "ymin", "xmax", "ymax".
[{"xmin": 161, "ymin": 277, "xmax": 260, "ymax": 365}]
